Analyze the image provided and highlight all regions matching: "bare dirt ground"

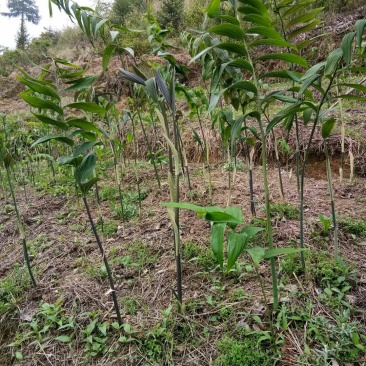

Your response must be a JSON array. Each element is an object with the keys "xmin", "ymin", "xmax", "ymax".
[{"xmin": 1, "ymin": 155, "xmax": 366, "ymax": 365}]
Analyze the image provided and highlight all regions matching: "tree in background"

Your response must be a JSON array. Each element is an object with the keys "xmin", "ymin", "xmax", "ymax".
[
  {"xmin": 110, "ymin": 0, "xmax": 146, "ymax": 25},
  {"xmin": 1, "ymin": 0, "xmax": 40, "ymax": 50},
  {"xmin": 157, "ymin": 0, "xmax": 184, "ymax": 30}
]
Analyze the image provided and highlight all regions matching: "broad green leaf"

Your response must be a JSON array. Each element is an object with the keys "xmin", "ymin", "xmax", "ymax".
[
  {"xmin": 79, "ymin": 177, "xmax": 100, "ymax": 195},
  {"xmin": 334, "ymin": 94, "xmax": 366, "ymax": 101},
  {"xmin": 224, "ymin": 206, "xmax": 243, "ymax": 222},
  {"xmin": 206, "ymin": 0, "xmax": 221, "ymax": 18},
  {"xmin": 355, "ymin": 19, "xmax": 366, "ymax": 47},
  {"xmin": 240, "ymin": 226, "xmax": 264, "ymax": 238},
  {"xmin": 33, "ymin": 114, "xmax": 68, "ymax": 130},
  {"xmin": 75, "ymin": 152, "xmax": 97, "ymax": 184},
  {"xmin": 210, "ymin": 223, "xmax": 226, "ymax": 268},
  {"xmin": 303, "ymin": 108, "xmax": 313, "ymax": 126},
  {"xmin": 57, "ymin": 155, "xmax": 82, "ymax": 166},
  {"xmin": 341, "ymin": 32, "xmax": 356, "ymax": 66},
  {"xmin": 205, "ymin": 211, "xmax": 244, "ymax": 225},
  {"xmin": 217, "ymin": 15, "xmax": 240, "ymax": 26},
  {"xmin": 227, "ymin": 232, "xmax": 249, "ymax": 272},
  {"xmin": 250, "ymin": 39, "xmax": 294, "ymax": 48},
  {"xmin": 192, "ymin": 128, "xmax": 203, "ymax": 146},
  {"xmin": 230, "ymin": 80, "xmax": 257, "ymax": 95},
  {"xmin": 131, "ymin": 64, "xmax": 148, "ymax": 80},
  {"xmin": 19, "ymin": 94, "xmax": 63, "ymax": 115},
  {"xmin": 263, "ymin": 247, "xmax": 308, "ymax": 259},
  {"xmin": 32, "ymin": 134, "xmax": 74, "ymax": 147},
  {"xmin": 55, "ymin": 335, "xmax": 72, "ymax": 343},
  {"xmin": 17, "ymin": 76, "xmax": 60, "ymax": 100},
  {"xmin": 288, "ymin": 20, "xmax": 321, "ymax": 40},
  {"xmin": 63, "ymin": 76, "xmax": 99, "ymax": 92},
  {"xmin": 145, "ymin": 78, "xmax": 159, "ymax": 103},
  {"xmin": 119, "ymin": 69, "xmax": 146, "ymax": 85},
  {"xmin": 15, "ymin": 351, "xmax": 24, "ymax": 361},
  {"xmin": 227, "ymin": 59, "xmax": 253, "ymax": 73},
  {"xmin": 246, "ymin": 26, "xmax": 284, "ymax": 40},
  {"xmin": 102, "ymin": 44, "xmax": 117, "ymax": 72},
  {"xmin": 74, "ymin": 141, "xmax": 102, "ymax": 157},
  {"xmin": 336, "ymin": 83, "xmax": 366, "ymax": 93},
  {"xmin": 66, "ymin": 102, "xmax": 107, "ymax": 116},
  {"xmin": 258, "ymin": 53, "xmax": 308, "ymax": 68},
  {"xmin": 67, "ymin": 118, "xmax": 100, "ymax": 133},
  {"xmin": 58, "ymin": 69, "xmax": 86, "ymax": 79},
  {"xmin": 160, "ymin": 202, "xmax": 224, "ymax": 215},
  {"xmin": 321, "ymin": 117, "xmax": 336, "ymax": 139},
  {"xmin": 286, "ymin": 8, "xmax": 323, "ymax": 29},
  {"xmin": 238, "ymin": 0, "xmax": 267, "ymax": 15},
  {"xmin": 208, "ymin": 24, "xmax": 245, "ymax": 40},
  {"xmin": 246, "ymin": 247, "xmax": 265, "ymax": 267},
  {"xmin": 260, "ymin": 70, "xmax": 300, "ymax": 81},
  {"xmin": 324, "ymin": 48, "xmax": 343, "ymax": 76},
  {"xmin": 298, "ymin": 74, "xmax": 321, "ymax": 97},
  {"xmin": 154, "ymin": 70, "xmax": 173, "ymax": 112},
  {"xmin": 216, "ymin": 42, "xmax": 247, "ymax": 56},
  {"xmin": 300, "ymin": 61, "xmax": 325, "ymax": 81},
  {"xmin": 242, "ymin": 14, "xmax": 271, "ymax": 27}
]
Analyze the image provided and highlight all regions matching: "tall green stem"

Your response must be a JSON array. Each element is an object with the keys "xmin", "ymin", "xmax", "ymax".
[
  {"xmin": 299, "ymin": 74, "xmax": 337, "ymax": 270},
  {"xmin": 6, "ymin": 166, "xmax": 36, "ymax": 287},
  {"xmin": 324, "ymin": 140, "xmax": 339, "ymax": 256},
  {"xmin": 82, "ymin": 196, "xmax": 122, "ymax": 325}
]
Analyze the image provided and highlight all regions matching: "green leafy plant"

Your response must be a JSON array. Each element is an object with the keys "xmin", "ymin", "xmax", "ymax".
[{"xmin": 318, "ymin": 213, "xmax": 332, "ymax": 236}]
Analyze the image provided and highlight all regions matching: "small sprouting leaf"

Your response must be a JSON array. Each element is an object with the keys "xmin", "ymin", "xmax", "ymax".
[
  {"xmin": 246, "ymin": 247, "xmax": 265, "ymax": 268},
  {"xmin": 210, "ymin": 223, "xmax": 226, "ymax": 268},
  {"xmin": 208, "ymin": 24, "xmax": 245, "ymax": 40},
  {"xmin": 227, "ymin": 232, "xmax": 249, "ymax": 272},
  {"xmin": 98, "ymin": 323, "xmax": 107, "ymax": 336},
  {"xmin": 322, "ymin": 117, "xmax": 336, "ymax": 139},
  {"xmin": 32, "ymin": 134, "xmax": 74, "ymax": 147},
  {"xmin": 55, "ymin": 335, "xmax": 72, "ymax": 343},
  {"xmin": 15, "ymin": 351, "xmax": 24, "ymax": 361},
  {"xmin": 111, "ymin": 322, "xmax": 120, "ymax": 330}
]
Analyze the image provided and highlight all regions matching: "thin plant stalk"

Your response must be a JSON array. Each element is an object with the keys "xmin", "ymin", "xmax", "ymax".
[
  {"xmin": 242, "ymin": 39, "xmax": 279, "ymax": 310},
  {"xmin": 5, "ymin": 165, "xmax": 36, "ymax": 287},
  {"xmin": 299, "ymin": 73, "xmax": 337, "ymax": 270},
  {"xmin": 82, "ymin": 195, "xmax": 122, "ymax": 325},
  {"xmin": 324, "ymin": 139, "xmax": 339, "ymax": 256}
]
